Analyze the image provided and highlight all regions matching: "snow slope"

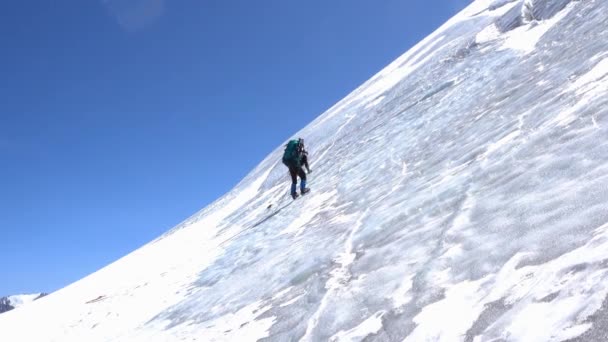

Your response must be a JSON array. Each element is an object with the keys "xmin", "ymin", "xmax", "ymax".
[{"xmin": 2, "ymin": 0, "xmax": 608, "ymax": 341}]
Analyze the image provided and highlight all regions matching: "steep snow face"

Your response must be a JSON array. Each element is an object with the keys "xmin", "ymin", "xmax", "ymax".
[{"xmin": 1, "ymin": 0, "xmax": 608, "ymax": 341}]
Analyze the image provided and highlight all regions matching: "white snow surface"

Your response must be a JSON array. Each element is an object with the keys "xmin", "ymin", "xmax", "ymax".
[{"xmin": 2, "ymin": 0, "xmax": 608, "ymax": 341}]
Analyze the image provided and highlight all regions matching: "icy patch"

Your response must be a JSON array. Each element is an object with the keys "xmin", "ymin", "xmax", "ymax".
[
  {"xmin": 329, "ymin": 310, "xmax": 386, "ymax": 342},
  {"xmin": 500, "ymin": 2, "xmax": 574, "ymax": 53}
]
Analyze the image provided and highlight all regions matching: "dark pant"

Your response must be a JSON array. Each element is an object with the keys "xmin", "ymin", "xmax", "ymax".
[{"xmin": 289, "ymin": 166, "xmax": 307, "ymax": 184}]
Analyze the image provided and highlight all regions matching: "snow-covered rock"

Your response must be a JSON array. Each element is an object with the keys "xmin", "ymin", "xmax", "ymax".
[{"xmin": 0, "ymin": 293, "xmax": 47, "ymax": 314}]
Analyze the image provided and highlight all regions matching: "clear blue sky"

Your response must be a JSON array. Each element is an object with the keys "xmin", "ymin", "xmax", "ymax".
[{"xmin": 0, "ymin": 0, "xmax": 468, "ymax": 296}]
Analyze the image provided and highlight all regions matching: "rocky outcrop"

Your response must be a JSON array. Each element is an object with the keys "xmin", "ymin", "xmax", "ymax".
[{"xmin": 0, "ymin": 293, "xmax": 48, "ymax": 314}]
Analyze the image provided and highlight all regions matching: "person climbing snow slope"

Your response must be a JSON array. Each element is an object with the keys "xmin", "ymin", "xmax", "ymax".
[{"xmin": 282, "ymin": 138, "xmax": 311, "ymax": 199}]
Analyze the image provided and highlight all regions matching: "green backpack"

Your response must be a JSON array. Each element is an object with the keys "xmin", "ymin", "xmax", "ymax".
[{"xmin": 282, "ymin": 139, "xmax": 301, "ymax": 167}]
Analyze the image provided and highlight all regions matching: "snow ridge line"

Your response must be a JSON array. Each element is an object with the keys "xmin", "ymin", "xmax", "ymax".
[
  {"xmin": 300, "ymin": 170, "xmax": 406, "ymax": 341},
  {"xmin": 410, "ymin": 188, "xmax": 475, "ymax": 301},
  {"xmin": 299, "ymin": 209, "xmax": 369, "ymax": 342}
]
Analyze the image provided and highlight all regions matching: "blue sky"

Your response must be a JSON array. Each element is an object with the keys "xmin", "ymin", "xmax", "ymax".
[{"xmin": 0, "ymin": 0, "xmax": 469, "ymax": 296}]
